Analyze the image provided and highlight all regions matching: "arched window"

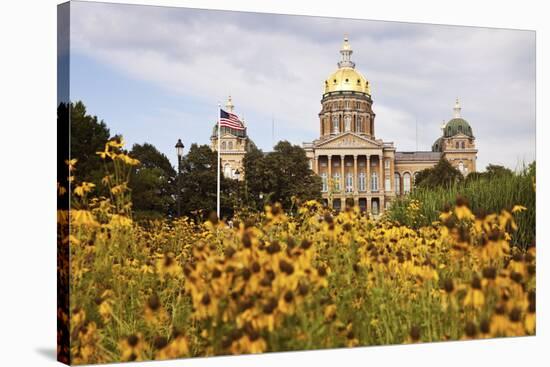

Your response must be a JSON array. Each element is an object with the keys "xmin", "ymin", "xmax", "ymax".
[
  {"xmin": 394, "ymin": 173, "xmax": 401, "ymax": 195},
  {"xmin": 359, "ymin": 172, "xmax": 366, "ymax": 191},
  {"xmin": 458, "ymin": 125, "xmax": 463, "ymax": 133},
  {"xmin": 346, "ymin": 173, "xmax": 353, "ymax": 193},
  {"xmin": 456, "ymin": 142, "xmax": 459, "ymax": 149},
  {"xmin": 403, "ymin": 173, "xmax": 411, "ymax": 194},
  {"xmin": 221, "ymin": 141, "xmax": 226, "ymax": 150},
  {"xmin": 385, "ymin": 176, "xmax": 391, "ymax": 191},
  {"xmin": 371, "ymin": 172, "xmax": 379, "ymax": 192},
  {"xmin": 458, "ymin": 161, "xmax": 464, "ymax": 173},
  {"xmin": 461, "ymin": 141, "xmax": 465, "ymax": 149},
  {"xmin": 321, "ymin": 173, "xmax": 328, "ymax": 192},
  {"xmin": 228, "ymin": 141, "xmax": 233, "ymax": 150},
  {"xmin": 344, "ymin": 115, "xmax": 351, "ymax": 132},
  {"xmin": 333, "ymin": 173, "xmax": 341, "ymax": 191},
  {"xmin": 332, "ymin": 116, "xmax": 339, "ymax": 134},
  {"xmin": 357, "ymin": 117, "xmax": 362, "ymax": 132},
  {"xmin": 223, "ymin": 164, "xmax": 232, "ymax": 178}
]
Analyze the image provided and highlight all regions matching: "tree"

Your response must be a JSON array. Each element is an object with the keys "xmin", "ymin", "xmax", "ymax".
[
  {"xmin": 412, "ymin": 168, "xmax": 431, "ymax": 188},
  {"xmin": 129, "ymin": 143, "xmax": 177, "ymax": 219},
  {"xmin": 414, "ymin": 158, "xmax": 463, "ymax": 189},
  {"xmin": 243, "ymin": 141, "xmax": 322, "ymax": 210},
  {"xmin": 465, "ymin": 164, "xmax": 514, "ymax": 183},
  {"xmin": 484, "ymin": 164, "xmax": 513, "ymax": 178},
  {"xmin": 70, "ymin": 101, "xmax": 111, "ymax": 183},
  {"xmin": 464, "ymin": 171, "xmax": 484, "ymax": 183},
  {"xmin": 58, "ymin": 103, "xmax": 70, "ymax": 210},
  {"xmin": 179, "ymin": 144, "xmax": 239, "ymax": 220},
  {"xmin": 243, "ymin": 143, "xmax": 271, "ymax": 209}
]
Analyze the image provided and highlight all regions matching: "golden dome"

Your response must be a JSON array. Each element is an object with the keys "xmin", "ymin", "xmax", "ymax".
[
  {"xmin": 324, "ymin": 36, "xmax": 371, "ymax": 95},
  {"xmin": 324, "ymin": 67, "xmax": 370, "ymax": 94}
]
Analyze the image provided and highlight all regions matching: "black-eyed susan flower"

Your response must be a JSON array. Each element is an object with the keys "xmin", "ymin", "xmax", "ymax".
[
  {"xmin": 156, "ymin": 252, "xmax": 182, "ymax": 278},
  {"xmin": 119, "ymin": 334, "xmax": 148, "ymax": 362},
  {"xmin": 464, "ymin": 276, "xmax": 485, "ymax": 309},
  {"xmin": 144, "ymin": 293, "xmax": 168, "ymax": 325}
]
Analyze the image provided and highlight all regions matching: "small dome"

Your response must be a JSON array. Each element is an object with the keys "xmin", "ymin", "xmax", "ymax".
[
  {"xmin": 444, "ymin": 118, "xmax": 473, "ymax": 138},
  {"xmin": 431, "ymin": 137, "xmax": 443, "ymax": 152}
]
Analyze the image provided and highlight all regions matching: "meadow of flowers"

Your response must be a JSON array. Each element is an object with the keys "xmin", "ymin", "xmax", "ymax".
[{"xmin": 58, "ymin": 140, "xmax": 536, "ymax": 364}]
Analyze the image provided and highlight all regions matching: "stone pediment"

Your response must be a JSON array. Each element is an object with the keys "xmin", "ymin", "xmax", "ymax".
[{"xmin": 315, "ymin": 133, "xmax": 383, "ymax": 149}]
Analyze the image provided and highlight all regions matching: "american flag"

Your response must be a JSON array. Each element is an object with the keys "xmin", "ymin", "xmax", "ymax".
[{"xmin": 219, "ymin": 109, "xmax": 245, "ymax": 130}]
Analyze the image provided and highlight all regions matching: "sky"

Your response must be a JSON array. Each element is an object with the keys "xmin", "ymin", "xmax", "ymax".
[{"xmin": 69, "ymin": 1, "xmax": 536, "ymax": 171}]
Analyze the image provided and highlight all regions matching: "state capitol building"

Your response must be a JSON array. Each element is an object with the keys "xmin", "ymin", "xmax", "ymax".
[{"xmin": 212, "ymin": 37, "xmax": 478, "ymax": 214}]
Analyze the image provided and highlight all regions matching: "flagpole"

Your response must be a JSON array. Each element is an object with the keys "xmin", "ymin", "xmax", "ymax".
[{"xmin": 217, "ymin": 103, "xmax": 221, "ymax": 219}]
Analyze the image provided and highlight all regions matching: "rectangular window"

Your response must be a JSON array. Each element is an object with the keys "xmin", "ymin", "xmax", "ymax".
[
  {"xmin": 359, "ymin": 173, "xmax": 366, "ymax": 191},
  {"xmin": 371, "ymin": 172, "xmax": 378, "ymax": 192},
  {"xmin": 384, "ymin": 159, "xmax": 390, "ymax": 169},
  {"xmin": 333, "ymin": 174, "xmax": 341, "ymax": 191},
  {"xmin": 321, "ymin": 173, "xmax": 328, "ymax": 192},
  {"xmin": 345, "ymin": 173, "xmax": 353, "ymax": 193},
  {"xmin": 385, "ymin": 177, "xmax": 391, "ymax": 191}
]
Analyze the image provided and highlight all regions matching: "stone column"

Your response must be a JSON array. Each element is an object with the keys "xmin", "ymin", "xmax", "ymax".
[
  {"xmin": 340, "ymin": 155, "xmax": 345, "ymax": 193},
  {"xmin": 353, "ymin": 155, "xmax": 358, "ymax": 194},
  {"xmin": 313, "ymin": 156, "xmax": 319, "ymax": 174},
  {"xmin": 328, "ymin": 155, "xmax": 332, "ymax": 180},
  {"xmin": 366, "ymin": 155, "xmax": 371, "ymax": 194},
  {"xmin": 379, "ymin": 154, "xmax": 384, "ymax": 194}
]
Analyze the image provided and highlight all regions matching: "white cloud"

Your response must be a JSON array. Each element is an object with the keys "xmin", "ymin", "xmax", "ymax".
[{"xmin": 70, "ymin": 2, "xmax": 535, "ymax": 170}]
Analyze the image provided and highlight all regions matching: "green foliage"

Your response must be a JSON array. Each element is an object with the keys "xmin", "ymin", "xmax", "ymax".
[
  {"xmin": 179, "ymin": 144, "xmax": 240, "ymax": 220},
  {"xmin": 129, "ymin": 143, "xmax": 177, "ymax": 218},
  {"xmin": 485, "ymin": 164, "xmax": 514, "ymax": 177},
  {"xmin": 70, "ymin": 101, "xmax": 111, "ymax": 183},
  {"xmin": 465, "ymin": 164, "xmax": 513, "ymax": 183},
  {"xmin": 243, "ymin": 141, "xmax": 322, "ymax": 210},
  {"xmin": 388, "ymin": 163, "xmax": 536, "ymax": 248},
  {"xmin": 414, "ymin": 158, "xmax": 463, "ymax": 189}
]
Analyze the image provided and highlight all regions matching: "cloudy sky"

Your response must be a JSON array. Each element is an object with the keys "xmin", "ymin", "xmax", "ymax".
[{"xmin": 68, "ymin": 1, "xmax": 535, "ymax": 170}]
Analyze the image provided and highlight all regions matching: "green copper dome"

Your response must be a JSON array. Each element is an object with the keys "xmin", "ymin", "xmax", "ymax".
[
  {"xmin": 444, "ymin": 118, "xmax": 473, "ymax": 138},
  {"xmin": 431, "ymin": 137, "xmax": 443, "ymax": 152}
]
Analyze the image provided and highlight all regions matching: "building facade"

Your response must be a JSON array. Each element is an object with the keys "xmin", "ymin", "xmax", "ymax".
[
  {"xmin": 303, "ymin": 37, "xmax": 477, "ymax": 214},
  {"xmin": 210, "ymin": 96, "xmax": 249, "ymax": 180}
]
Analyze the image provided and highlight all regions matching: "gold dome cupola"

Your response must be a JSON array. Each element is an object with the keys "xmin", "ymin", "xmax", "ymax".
[{"xmin": 324, "ymin": 36, "xmax": 371, "ymax": 95}]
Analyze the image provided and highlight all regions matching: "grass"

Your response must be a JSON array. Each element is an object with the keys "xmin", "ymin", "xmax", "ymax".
[{"xmin": 387, "ymin": 166, "xmax": 536, "ymax": 248}]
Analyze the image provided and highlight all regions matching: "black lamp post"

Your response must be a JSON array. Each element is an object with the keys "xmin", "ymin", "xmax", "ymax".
[{"xmin": 175, "ymin": 139, "xmax": 185, "ymax": 217}]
